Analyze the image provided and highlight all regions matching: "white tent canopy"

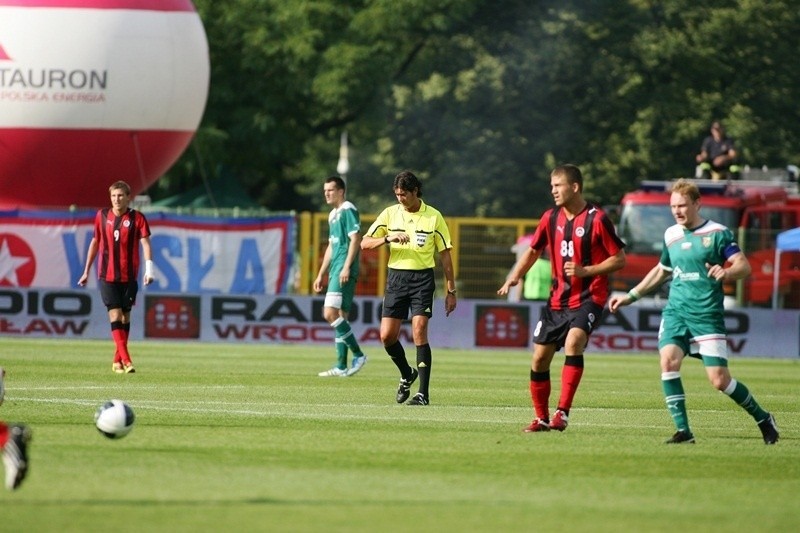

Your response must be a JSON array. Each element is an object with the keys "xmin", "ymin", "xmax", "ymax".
[{"xmin": 772, "ymin": 227, "xmax": 800, "ymax": 308}]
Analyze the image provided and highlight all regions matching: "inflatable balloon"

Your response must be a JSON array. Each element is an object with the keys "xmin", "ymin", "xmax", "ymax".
[{"xmin": 0, "ymin": 0, "xmax": 210, "ymax": 209}]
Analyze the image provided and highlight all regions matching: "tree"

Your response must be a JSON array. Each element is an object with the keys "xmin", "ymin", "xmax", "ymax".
[{"xmin": 157, "ymin": 0, "xmax": 800, "ymax": 216}]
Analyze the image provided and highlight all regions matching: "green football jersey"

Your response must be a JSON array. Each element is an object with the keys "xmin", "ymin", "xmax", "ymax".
[
  {"xmin": 659, "ymin": 220, "xmax": 741, "ymax": 316},
  {"xmin": 328, "ymin": 201, "xmax": 361, "ymax": 277}
]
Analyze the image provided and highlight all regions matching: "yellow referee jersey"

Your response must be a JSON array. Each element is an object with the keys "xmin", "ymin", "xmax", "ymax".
[{"xmin": 366, "ymin": 200, "xmax": 452, "ymax": 270}]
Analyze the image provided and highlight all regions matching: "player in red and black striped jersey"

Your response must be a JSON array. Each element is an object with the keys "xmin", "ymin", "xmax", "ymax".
[
  {"xmin": 499, "ymin": 165, "xmax": 626, "ymax": 433},
  {"xmin": 78, "ymin": 181, "xmax": 154, "ymax": 374}
]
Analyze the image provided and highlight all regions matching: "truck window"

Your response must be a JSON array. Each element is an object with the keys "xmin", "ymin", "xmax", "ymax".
[
  {"xmin": 619, "ymin": 204, "xmax": 737, "ymax": 254},
  {"xmin": 700, "ymin": 207, "xmax": 737, "ymax": 229},
  {"xmin": 619, "ymin": 204, "xmax": 673, "ymax": 253},
  {"xmin": 743, "ymin": 208, "xmax": 800, "ymax": 253}
]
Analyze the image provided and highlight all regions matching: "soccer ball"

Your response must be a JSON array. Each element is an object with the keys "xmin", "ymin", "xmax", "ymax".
[{"xmin": 94, "ymin": 400, "xmax": 135, "ymax": 439}]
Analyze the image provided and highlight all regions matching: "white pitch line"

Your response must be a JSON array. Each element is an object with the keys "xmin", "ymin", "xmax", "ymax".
[
  {"xmin": 7, "ymin": 392, "xmax": 744, "ymax": 429},
  {"xmin": 15, "ymin": 385, "xmax": 248, "ymax": 391},
  {"xmin": 12, "ymin": 396, "xmax": 534, "ymax": 423},
  {"xmin": 10, "ymin": 396, "xmax": 742, "ymax": 431}
]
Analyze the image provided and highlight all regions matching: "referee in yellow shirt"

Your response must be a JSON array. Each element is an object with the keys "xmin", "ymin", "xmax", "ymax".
[{"xmin": 362, "ymin": 170, "xmax": 457, "ymax": 405}]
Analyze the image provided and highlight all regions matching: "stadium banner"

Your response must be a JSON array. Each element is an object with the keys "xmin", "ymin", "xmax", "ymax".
[
  {"xmin": 0, "ymin": 210, "xmax": 295, "ymax": 294},
  {"xmin": 0, "ymin": 289, "xmax": 798, "ymax": 358}
]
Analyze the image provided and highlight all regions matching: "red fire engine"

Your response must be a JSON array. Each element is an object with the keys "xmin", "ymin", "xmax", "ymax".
[{"xmin": 614, "ymin": 179, "xmax": 800, "ymax": 307}]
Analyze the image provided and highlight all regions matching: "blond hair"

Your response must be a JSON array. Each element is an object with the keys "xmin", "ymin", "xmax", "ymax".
[{"xmin": 671, "ymin": 178, "xmax": 700, "ymax": 202}]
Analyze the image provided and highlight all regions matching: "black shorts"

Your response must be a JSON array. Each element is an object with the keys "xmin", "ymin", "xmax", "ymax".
[
  {"xmin": 382, "ymin": 268, "xmax": 435, "ymax": 319},
  {"xmin": 99, "ymin": 279, "xmax": 139, "ymax": 312},
  {"xmin": 532, "ymin": 302, "xmax": 604, "ymax": 350}
]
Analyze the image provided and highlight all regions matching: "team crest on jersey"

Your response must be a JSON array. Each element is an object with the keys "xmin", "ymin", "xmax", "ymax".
[
  {"xmin": 415, "ymin": 232, "xmax": 427, "ymax": 247},
  {"xmin": 702, "ymin": 237, "xmax": 712, "ymax": 248},
  {"xmin": 575, "ymin": 227, "xmax": 585, "ymax": 238},
  {"xmin": 123, "ymin": 220, "xmax": 131, "ymax": 228}
]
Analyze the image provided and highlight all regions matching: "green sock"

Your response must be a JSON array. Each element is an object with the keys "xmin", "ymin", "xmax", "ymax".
[
  {"xmin": 723, "ymin": 379, "xmax": 769, "ymax": 422},
  {"xmin": 662, "ymin": 372, "xmax": 691, "ymax": 433},
  {"xmin": 333, "ymin": 318, "xmax": 363, "ymax": 357},
  {"xmin": 335, "ymin": 337, "xmax": 348, "ymax": 369}
]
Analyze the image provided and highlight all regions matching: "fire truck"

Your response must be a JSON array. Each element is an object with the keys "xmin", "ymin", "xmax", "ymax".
[{"xmin": 613, "ymin": 176, "xmax": 800, "ymax": 307}]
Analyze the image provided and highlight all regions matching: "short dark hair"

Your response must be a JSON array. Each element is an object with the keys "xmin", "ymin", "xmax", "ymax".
[
  {"xmin": 551, "ymin": 164, "xmax": 583, "ymax": 192},
  {"xmin": 325, "ymin": 176, "xmax": 346, "ymax": 191},
  {"xmin": 393, "ymin": 170, "xmax": 422, "ymax": 197},
  {"xmin": 109, "ymin": 181, "xmax": 131, "ymax": 195}
]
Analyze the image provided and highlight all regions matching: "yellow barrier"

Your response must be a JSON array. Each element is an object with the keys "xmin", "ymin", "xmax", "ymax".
[{"xmin": 298, "ymin": 213, "xmax": 539, "ymax": 298}]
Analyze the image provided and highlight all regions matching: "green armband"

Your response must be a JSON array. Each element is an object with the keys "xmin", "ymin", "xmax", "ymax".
[{"xmin": 627, "ymin": 288, "xmax": 641, "ymax": 302}]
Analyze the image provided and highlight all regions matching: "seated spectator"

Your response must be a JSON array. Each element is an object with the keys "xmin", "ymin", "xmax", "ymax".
[{"xmin": 695, "ymin": 121, "xmax": 740, "ymax": 180}]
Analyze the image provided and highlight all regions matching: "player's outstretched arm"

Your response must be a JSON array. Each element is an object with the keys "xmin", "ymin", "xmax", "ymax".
[
  {"xmin": 608, "ymin": 263, "xmax": 669, "ymax": 312},
  {"xmin": 497, "ymin": 247, "xmax": 541, "ymax": 296}
]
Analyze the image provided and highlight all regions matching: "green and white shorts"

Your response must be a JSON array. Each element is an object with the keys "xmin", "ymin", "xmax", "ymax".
[{"xmin": 657, "ymin": 308, "xmax": 729, "ymax": 365}]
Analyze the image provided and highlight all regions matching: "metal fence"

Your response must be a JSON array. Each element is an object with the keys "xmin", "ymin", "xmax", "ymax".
[{"xmin": 297, "ymin": 212, "xmax": 540, "ymax": 299}]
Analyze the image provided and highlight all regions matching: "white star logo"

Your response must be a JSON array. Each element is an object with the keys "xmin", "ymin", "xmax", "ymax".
[{"xmin": 0, "ymin": 238, "xmax": 32, "ymax": 286}]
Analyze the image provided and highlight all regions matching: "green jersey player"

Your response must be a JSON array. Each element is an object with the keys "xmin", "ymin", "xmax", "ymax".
[
  {"xmin": 313, "ymin": 176, "xmax": 367, "ymax": 377},
  {"xmin": 609, "ymin": 178, "xmax": 778, "ymax": 444}
]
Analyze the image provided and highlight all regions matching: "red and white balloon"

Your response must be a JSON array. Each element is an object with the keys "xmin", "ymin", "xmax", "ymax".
[{"xmin": 0, "ymin": 0, "xmax": 210, "ymax": 208}]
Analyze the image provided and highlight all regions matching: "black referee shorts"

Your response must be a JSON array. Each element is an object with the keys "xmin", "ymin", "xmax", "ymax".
[{"xmin": 382, "ymin": 268, "xmax": 435, "ymax": 319}]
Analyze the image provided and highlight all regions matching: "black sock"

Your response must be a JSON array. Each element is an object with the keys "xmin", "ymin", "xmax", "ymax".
[
  {"xmin": 416, "ymin": 344, "xmax": 432, "ymax": 396},
  {"xmin": 385, "ymin": 341, "xmax": 413, "ymax": 378}
]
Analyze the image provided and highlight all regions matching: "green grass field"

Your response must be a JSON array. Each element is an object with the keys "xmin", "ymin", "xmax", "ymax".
[{"xmin": 1, "ymin": 338, "xmax": 798, "ymax": 532}]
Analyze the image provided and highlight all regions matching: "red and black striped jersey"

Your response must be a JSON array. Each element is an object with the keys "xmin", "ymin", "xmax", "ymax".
[
  {"xmin": 92, "ymin": 208, "xmax": 151, "ymax": 283},
  {"xmin": 530, "ymin": 202, "xmax": 625, "ymax": 310}
]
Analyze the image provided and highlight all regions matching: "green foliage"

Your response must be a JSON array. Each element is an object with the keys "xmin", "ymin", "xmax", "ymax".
[
  {"xmin": 157, "ymin": 1, "xmax": 800, "ymax": 216},
  {"xmin": 2, "ymin": 338, "xmax": 799, "ymax": 531}
]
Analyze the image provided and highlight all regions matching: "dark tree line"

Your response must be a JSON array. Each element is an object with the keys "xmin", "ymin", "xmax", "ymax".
[{"xmin": 153, "ymin": 0, "xmax": 800, "ymax": 217}]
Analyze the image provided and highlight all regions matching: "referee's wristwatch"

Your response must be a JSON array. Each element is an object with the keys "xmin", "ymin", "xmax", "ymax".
[{"xmin": 447, "ymin": 289, "xmax": 457, "ymax": 296}]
